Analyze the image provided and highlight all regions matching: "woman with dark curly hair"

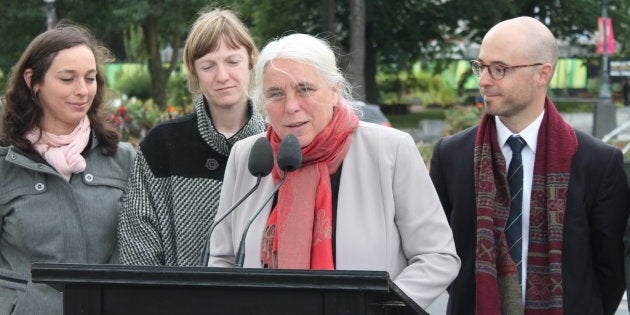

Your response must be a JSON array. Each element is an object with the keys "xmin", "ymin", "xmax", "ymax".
[{"xmin": 0, "ymin": 23, "xmax": 135, "ymax": 314}]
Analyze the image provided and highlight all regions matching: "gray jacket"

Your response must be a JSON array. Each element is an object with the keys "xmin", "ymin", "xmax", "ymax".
[{"xmin": 0, "ymin": 137, "xmax": 135, "ymax": 315}]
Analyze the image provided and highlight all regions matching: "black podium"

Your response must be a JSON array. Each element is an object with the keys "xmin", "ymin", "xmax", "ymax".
[{"xmin": 31, "ymin": 263, "xmax": 427, "ymax": 315}]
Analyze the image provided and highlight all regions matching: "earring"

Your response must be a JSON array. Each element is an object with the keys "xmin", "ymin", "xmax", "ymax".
[{"xmin": 32, "ymin": 91, "xmax": 39, "ymax": 101}]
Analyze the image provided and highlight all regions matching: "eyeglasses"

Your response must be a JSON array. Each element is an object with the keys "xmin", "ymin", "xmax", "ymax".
[{"xmin": 470, "ymin": 60, "xmax": 543, "ymax": 80}]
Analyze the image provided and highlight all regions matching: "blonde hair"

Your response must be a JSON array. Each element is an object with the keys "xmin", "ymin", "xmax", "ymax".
[{"xmin": 183, "ymin": 8, "xmax": 258, "ymax": 95}]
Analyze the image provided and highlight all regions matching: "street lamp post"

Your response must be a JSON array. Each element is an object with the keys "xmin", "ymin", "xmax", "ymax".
[
  {"xmin": 593, "ymin": 0, "xmax": 616, "ymax": 139},
  {"xmin": 44, "ymin": 0, "xmax": 56, "ymax": 30}
]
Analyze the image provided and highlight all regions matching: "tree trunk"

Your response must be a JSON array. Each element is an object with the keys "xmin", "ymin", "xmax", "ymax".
[
  {"xmin": 321, "ymin": 0, "xmax": 350, "ymax": 71},
  {"xmin": 348, "ymin": 0, "xmax": 366, "ymax": 101},
  {"xmin": 321, "ymin": 0, "xmax": 336, "ymax": 36},
  {"xmin": 102, "ymin": 28, "xmax": 127, "ymax": 62},
  {"xmin": 364, "ymin": 34, "xmax": 379, "ymax": 104},
  {"xmin": 142, "ymin": 16, "xmax": 181, "ymax": 109}
]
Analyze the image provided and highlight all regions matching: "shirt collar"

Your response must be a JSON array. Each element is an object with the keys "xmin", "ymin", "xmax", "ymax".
[{"xmin": 495, "ymin": 110, "xmax": 544, "ymax": 153}]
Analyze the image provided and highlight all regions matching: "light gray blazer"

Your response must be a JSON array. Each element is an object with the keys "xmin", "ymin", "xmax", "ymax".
[{"xmin": 209, "ymin": 122, "xmax": 460, "ymax": 309}]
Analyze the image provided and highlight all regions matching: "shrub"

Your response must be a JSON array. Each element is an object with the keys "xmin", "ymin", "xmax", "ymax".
[
  {"xmin": 443, "ymin": 105, "xmax": 482, "ymax": 136},
  {"xmin": 166, "ymin": 70, "xmax": 193, "ymax": 114},
  {"xmin": 377, "ymin": 69, "xmax": 462, "ymax": 106},
  {"xmin": 554, "ymin": 102, "xmax": 595, "ymax": 113},
  {"xmin": 418, "ymin": 141, "xmax": 435, "ymax": 167},
  {"xmin": 111, "ymin": 98, "xmax": 163, "ymax": 146},
  {"xmin": 116, "ymin": 70, "xmax": 152, "ymax": 100}
]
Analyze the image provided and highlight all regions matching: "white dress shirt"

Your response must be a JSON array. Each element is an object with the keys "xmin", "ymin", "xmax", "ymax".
[{"xmin": 495, "ymin": 111, "xmax": 544, "ymax": 301}]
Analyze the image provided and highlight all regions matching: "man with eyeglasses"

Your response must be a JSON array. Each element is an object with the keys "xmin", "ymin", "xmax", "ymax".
[{"xmin": 430, "ymin": 16, "xmax": 629, "ymax": 315}]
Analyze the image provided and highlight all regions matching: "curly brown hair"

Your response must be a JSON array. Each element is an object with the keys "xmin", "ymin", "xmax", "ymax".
[{"xmin": 1, "ymin": 22, "xmax": 120, "ymax": 155}]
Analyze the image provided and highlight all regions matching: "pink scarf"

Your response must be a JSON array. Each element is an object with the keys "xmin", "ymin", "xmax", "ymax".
[{"xmin": 25, "ymin": 116, "xmax": 91, "ymax": 182}]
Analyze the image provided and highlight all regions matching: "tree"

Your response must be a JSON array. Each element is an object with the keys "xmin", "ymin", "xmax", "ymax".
[
  {"xmin": 0, "ymin": 0, "xmax": 192, "ymax": 109},
  {"xmin": 440, "ymin": 0, "xmax": 630, "ymax": 92},
  {"xmin": 442, "ymin": 0, "xmax": 630, "ymax": 53},
  {"xmin": 2, "ymin": 1, "xmax": 628, "ymax": 105},
  {"xmin": 0, "ymin": 0, "xmax": 47, "ymax": 78},
  {"xmin": 62, "ymin": 0, "xmax": 215, "ymax": 108},
  {"xmin": 105, "ymin": 0, "xmax": 208, "ymax": 109},
  {"xmin": 248, "ymin": 0, "xmax": 630, "ymax": 103},
  {"xmin": 56, "ymin": 0, "xmax": 129, "ymax": 61},
  {"xmin": 347, "ymin": 0, "xmax": 366, "ymax": 101},
  {"xmin": 235, "ymin": 0, "xmax": 452, "ymax": 103},
  {"xmin": 321, "ymin": 0, "xmax": 337, "ymax": 37},
  {"xmin": 35, "ymin": 0, "xmax": 202, "ymax": 109}
]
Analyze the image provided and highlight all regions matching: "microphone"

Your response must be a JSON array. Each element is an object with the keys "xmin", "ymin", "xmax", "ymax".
[
  {"xmin": 199, "ymin": 137, "xmax": 274, "ymax": 266},
  {"xmin": 234, "ymin": 134, "xmax": 302, "ymax": 267}
]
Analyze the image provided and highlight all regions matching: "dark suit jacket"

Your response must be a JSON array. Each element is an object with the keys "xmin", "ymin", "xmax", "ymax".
[{"xmin": 430, "ymin": 125, "xmax": 630, "ymax": 315}]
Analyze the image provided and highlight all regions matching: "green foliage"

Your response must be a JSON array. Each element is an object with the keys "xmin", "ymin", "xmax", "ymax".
[
  {"xmin": 554, "ymin": 102, "xmax": 595, "ymax": 113},
  {"xmin": 124, "ymin": 99, "xmax": 162, "ymax": 128},
  {"xmin": 443, "ymin": 106, "xmax": 483, "ymax": 136},
  {"xmin": 441, "ymin": 0, "xmax": 622, "ymax": 49},
  {"xmin": 0, "ymin": 70, "xmax": 5, "ymax": 95},
  {"xmin": 113, "ymin": 98, "xmax": 158, "ymax": 146},
  {"xmin": 116, "ymin": 70, "xmax": 152, "ymax": 100},
  {"xmin": 0, "ymin": 0, "xmax": 47, "ymax": 75},
  {"xmin": 234, "ymin": 0, "xmax": 321, "ymax": 47},
  {"xmin": 386, "ymin": 110, "xmax": 446, "ymax": 129},
  {"xmin": 587, "ymin": 77, "xmax": 600, "ymax": 95},
  {"xmin": 418, "ymin": 141, "xmax": 435, "ymax": 168},
  {"xmin": 123, "ymin": 26, "xmax": 147, "ymax": 62},
  {"xmin": 2, "ymin": 0, "xmax": 629, "ymax": 123},
  {"xmin": 107, "ymin": 0, "xmax": 210, "ymax": 108},
  {"xmin": 112, "ymin": 62, "xmax": 193, "ymax": 111},
  {"xmin": 112, "ymin": 97, "xmax": 181, "ymax": 146},
  {"xmin": 377, "ymin": 68, "xmax": 461, "ymax": 106},
  {"xmin": 166, "ymin": 70, "xmax": 194, "ymax": 112},
  {"xmin": 108, "ymin": 62, "xmax": 194, "ymax": 145}
]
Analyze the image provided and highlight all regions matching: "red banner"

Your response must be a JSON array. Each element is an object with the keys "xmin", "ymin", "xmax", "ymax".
[{"xmin": 596, "ymin": 17, "xmax": 616, "ymax": 55}]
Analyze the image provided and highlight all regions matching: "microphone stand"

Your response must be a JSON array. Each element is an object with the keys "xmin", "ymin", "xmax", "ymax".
[
  {"xmin": 234, "ymin": 171, "xmax": 289, "ymax": 267},
  {"xmin": 200, "ymin": 175, "xmax": 262, "ymax": 266}
]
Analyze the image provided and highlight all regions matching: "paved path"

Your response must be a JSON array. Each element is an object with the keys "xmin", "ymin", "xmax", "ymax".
[{"xmin": 562, "ymin": 106, "xmax": 630, "ymax": 140}]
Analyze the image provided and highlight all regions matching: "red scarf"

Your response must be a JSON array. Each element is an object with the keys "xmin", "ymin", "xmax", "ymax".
[
  {"xmin": 261, "ymin": 106, "xmax": 359, "ymax": 269},
  {"xmin": 474, "ymin": 97, "xmax": 577, "ymax": 314}
]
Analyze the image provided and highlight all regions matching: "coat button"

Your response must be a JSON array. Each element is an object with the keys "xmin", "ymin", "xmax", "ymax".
[
  {"xmin": 35, "ymin": 183, "xmax": 45, "ymax": 191},
  {"xmin": 37, "ymin": 164, "xmax": 44, "ymax": 169},
  {"xmin": 84, "ymin": 174, "xmax": 94, "ymax": 182},
  {"xmin": 10, "ymin": 154, "xmax": 16, "ymax": 160},
  {"xmin": 205, "ymin": 158, "xmax": 219, "ymax": 171}
]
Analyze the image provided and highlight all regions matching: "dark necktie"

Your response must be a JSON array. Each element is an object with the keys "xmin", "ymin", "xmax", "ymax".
[{"xmin": 506, "ymin": 135, "xmax": 526, "ymax": 284}]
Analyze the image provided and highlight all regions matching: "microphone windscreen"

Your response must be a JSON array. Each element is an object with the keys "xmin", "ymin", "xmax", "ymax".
[
  {"xmin": 277, "ymin": 134, "xmax": 302, "ymax": 172},
  {"xmin": 248, "ymin": 137, "xmax": 274, "ymax": 177}
]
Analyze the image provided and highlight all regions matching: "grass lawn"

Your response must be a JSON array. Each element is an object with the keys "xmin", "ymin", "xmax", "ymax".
[{"xmin": 385, "ymin": 109, "xmax": 447, "ymax": 129}]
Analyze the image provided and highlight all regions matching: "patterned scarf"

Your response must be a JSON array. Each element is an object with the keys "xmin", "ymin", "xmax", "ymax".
[
  {"xmin": 25, "ymin": 116, "xmax": 91, "ymax": 182},
  {"xmin": 261, "ymin": 106, "xmax": 359, "ymax": 269},
  {"xmin": 474, "ymin": 97, "xmax": 577, "ymax": 314}
]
